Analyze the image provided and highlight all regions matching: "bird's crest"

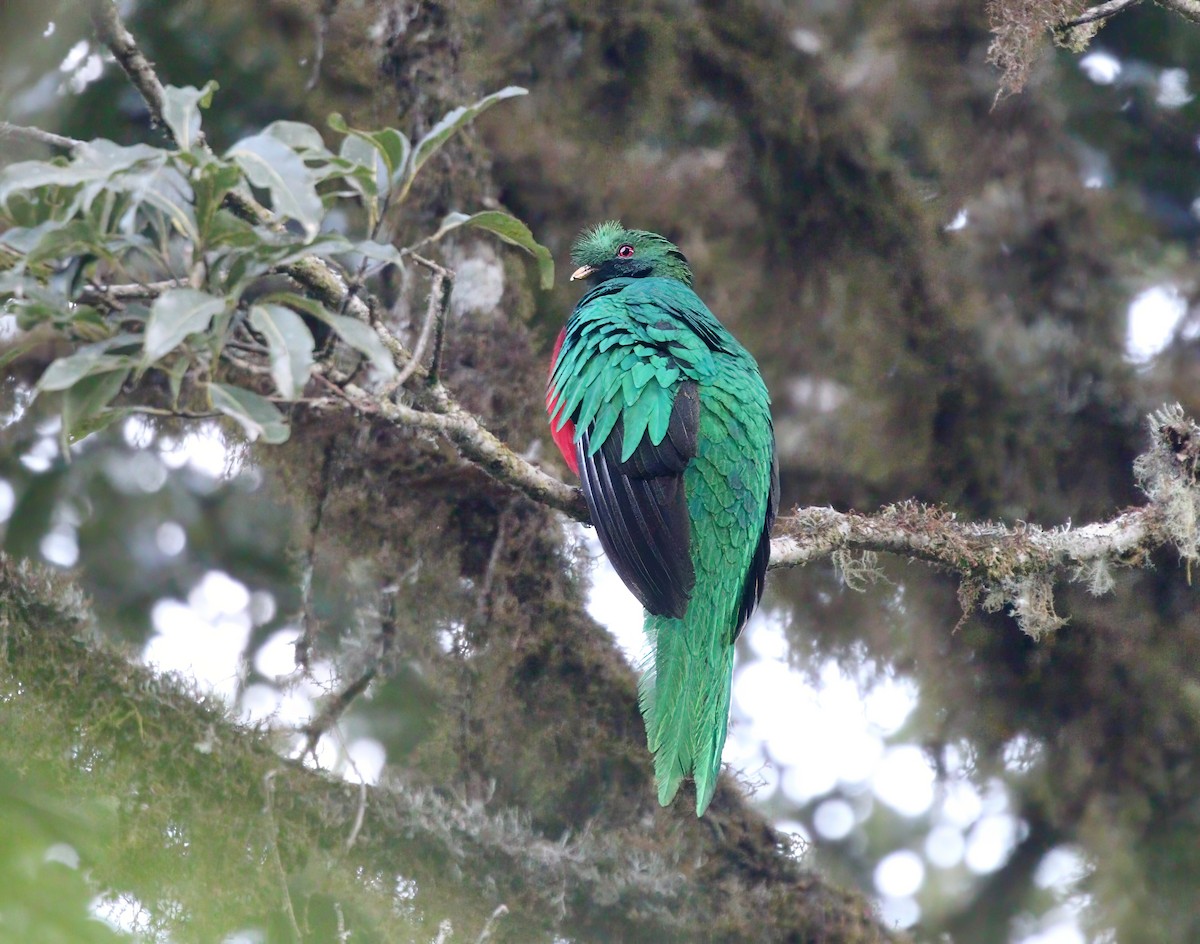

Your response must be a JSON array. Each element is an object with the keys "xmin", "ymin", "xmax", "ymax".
[{"xmin": 570, "ymin": 220, "xmax": 693, "ymax": 286}]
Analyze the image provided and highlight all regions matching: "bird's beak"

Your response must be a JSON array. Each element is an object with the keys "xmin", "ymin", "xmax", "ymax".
[{"xmin": 569, "ymin": 264, "xmax": 595, "ymax": 282}]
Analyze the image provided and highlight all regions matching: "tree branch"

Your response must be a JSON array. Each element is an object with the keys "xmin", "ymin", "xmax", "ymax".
[
  {"xmin": 380, "ymin": 253, "xmax": 452, "ymax": 396},
  {"xmin": 0, "ymin": 554, "xmax": 703, "ymax": 939},
  {"xmin": 770, "ymin": 502, "xmax": 1158, "ymax": 575},
  {"xmin": 1059, "ymin": 0, "xmax": 1142, "ymax": 29},
  {"xmin": 330, "ymin": 378, "xmax": 1197, "ymax": 588},
  {"xmin": 0, "ymin": 122, "xmax": 83, "ymax": 153},
  {"xmin": 301, "ymin": 611, "xmax": 395, "ymax": 756},
  {"xmin": 77, "ymin": 278, "xmax": 185, "ymax": 307},
  {"xmin": 1158, "ymin": 0, "xmax": 1200, "ymax": 23},
  {"xmin": 312, "ymin": 367, "xmax": 1200, "ymax": 638},
  {"xmin": 341, "ymin": 380, "xmax": 590, "ymax": 520},
  {"xmin": 1057, "ymin": 0, "xmax": 1200, "ymax": 34},
  {"xmin": 85, "ymin": 0, "xmax": 171, "ymax": 139}
]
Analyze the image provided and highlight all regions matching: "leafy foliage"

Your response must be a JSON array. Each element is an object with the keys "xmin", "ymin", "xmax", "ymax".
[{"xmin": 0, "ymin": 84, "xmax": 553, "ymax": 446}]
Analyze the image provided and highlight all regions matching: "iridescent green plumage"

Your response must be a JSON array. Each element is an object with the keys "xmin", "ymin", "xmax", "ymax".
[{"xmin": 548, "ymin": 222, "xmax": 778, "ymax": 815}]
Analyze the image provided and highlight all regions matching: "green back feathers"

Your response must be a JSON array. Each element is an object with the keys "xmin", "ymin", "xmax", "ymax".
[{"xmin": 548, "ymin": 277, "xmax": 735, "ymax": 459}]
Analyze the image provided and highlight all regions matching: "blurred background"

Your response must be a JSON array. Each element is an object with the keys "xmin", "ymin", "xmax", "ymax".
[{"xmin": 3, "ymin": 1, "xmax": 1200, "ymax": 942}]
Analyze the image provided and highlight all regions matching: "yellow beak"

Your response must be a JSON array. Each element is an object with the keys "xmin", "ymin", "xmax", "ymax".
[{"xmin": 569, "ymin": 264, "xmax": 595, "ymax": 282}]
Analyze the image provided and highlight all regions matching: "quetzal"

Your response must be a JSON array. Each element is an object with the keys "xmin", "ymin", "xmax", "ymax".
[{"xmin": 546, "ymin": 221, "xmax": 778, "ymax": 815}]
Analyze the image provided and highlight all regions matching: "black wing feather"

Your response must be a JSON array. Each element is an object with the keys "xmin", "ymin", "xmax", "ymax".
[
  {"xmin": 732, "ymin": 441, "xmax": 779, "ymax": 643},
  {"xmin": 577, "ymin": 382, "xmax": 699, "ymax": 618}
]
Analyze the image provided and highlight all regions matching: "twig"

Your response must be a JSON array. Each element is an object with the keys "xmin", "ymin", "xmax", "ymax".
[
  {"xmin": 333, "ymin": 901, "xmax": 350, "ymax": 944},
  {"xmin": 1058, "ymin": 0, "xmax": 1200, "ymax": 30},
  {"xmin": 1159, "ymin": 0, "xmax": 1200, "ymax": 24},
  {"xmin": 472, "ymin": 500, "xmax": 515, "ymax": 640},
  {"xmin": 294, "ymin": 441, "xmax": 337, "ymax": 671},
  {"xmin": 305, "ymin": 0, "xmax": 340, "ymax": 92},
  {"xmin": 0, "ymin": 122, "xmax": 83, "ymax": 153},
  {"xmin": 1059, "ymin": 0, "xmax": 1141, "ymax": 28},
  {"xmin": 381, "ymin": 253, "xmax": 452, "ymax": 396},
  {"xmin": 406, "ymin": 252, "xmax": 454, "ymax": 386},
  {"xmin": 346, "ymin": 777, "xmax": 368, "ymax": 852},
  {"xmin": 327, "ymin": 384, "xmax": 1198, "ymax": 601},
  {"xmin": 301, "ymin": 598, "xmax": 397, "ymax": 755},
  {"xmin": 262, "ymin": 770, "xmax": 303, "ymax": 942},
  {"xmin": 77, "ymin": 279, "xmax": 184, "ymax": 307},
  {"xmin": 330, "ymin": 725, "xmax": 370, "ymax": 852},
  {"xmin": 476, "ymin": 904, "xmax": 509, "ymax": 943},
  {"xmin": 429, "ymin": 272, "xmax": 452, "ymax": 385},
  {"xmin": 343, "ymin": 380, "xmax": 589, "ymax": 520},
  {"xmin": 86, "ymin": 0, "xmax": 173, "ymax": 140},
  {"xmin": 124, "ymin": 406, "xmax": 221, "ymax": 420},
  {"xmin": 302, "ymin": 665, "xmax": 377, "ymax": 756}
]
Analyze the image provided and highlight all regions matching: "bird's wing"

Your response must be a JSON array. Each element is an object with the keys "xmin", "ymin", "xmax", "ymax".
[
  {"xmin": 548, "ymin": 281, "xmax": 711, "ymax": 618},
  {"xmin": 577, "ymin": 381, "xmax": 698, "ymax": 618}
]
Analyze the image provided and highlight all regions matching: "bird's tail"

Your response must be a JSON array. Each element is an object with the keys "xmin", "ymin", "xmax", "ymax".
[{"xmin": 639, "ymin": 604, "xmax": 736, "ymax": 816}]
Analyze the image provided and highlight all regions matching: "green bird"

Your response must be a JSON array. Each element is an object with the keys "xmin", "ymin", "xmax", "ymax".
[{"xmin": 546, "ymin": 221, "xmax": 778, "ymax": 815}]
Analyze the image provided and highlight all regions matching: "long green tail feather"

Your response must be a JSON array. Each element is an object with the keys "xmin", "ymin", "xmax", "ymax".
[{"xmin": 640, "ymin": 603, "xmax": 737, "ymax": 816}]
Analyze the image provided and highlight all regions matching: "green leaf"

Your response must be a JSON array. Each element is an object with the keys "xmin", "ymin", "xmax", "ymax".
[
  {"xmin": 61, "ymin": 368, "xmax": 130, "ymax": 443},
  {"xmin": 406, "ymin": 87, "xmax": 527, "ymax": 184},
  {"xmin": 251, "ymin": 291, "xmax": 397, "ymax": 378},
  {"xmin": 227, "ymin": 133, "xmax": 324, "ymax": 239},
  {"xmin": 142, "ymin": 288, "xmax": 226, "ymax": 365},
  {"xmin": 24, "ymin": 217, "xmax": 112, "ymax": 269},
  {"xmin": 327, "ymin": 315, "xmax": 399, "ymax": 378},
  {"xmin": 0, "ymin": 160, "xmax": 83, "ymax": 209},
  {"xmin": 262, "ymin": 120, "xmax": 330, "ymax": 155},
  {"xmin": 161, "ymin": 82, "xmax": 218, "ymax": 152},
  {"xmin": 0, "ymin": 341, "xmax": 37, "ymax": 371},
  {"xmin": 77, "ymin": 139, "xmax": 167, "ymax": 175},
  {"xmin": 328, "ymin": 114, "xmax": 411, "ymax": 182},
  {"xmin": 125, "ymin": 162, "xmax": 200, "ymax": 245},
  {"xmin": 429, "ymin": 210, "xmax": 555, "ymax": 289},
  {"xmin": 64, "ymin": 406, "xmax": 131, "ymax": 445},
  {"xmin": 374, "ymin": 129, "xmax": 412, "ymax": 186},
  {"xmin": 12, "ymin": 299, "xmax": 71, "ymax": 332},
  {"xmin": 353, "ymin": 239, "xmax": 405, "ymax": 267},
  {"xmin": 67, "ymin": 305, "xmax": 112, "ymax": 339},
  {"xmin": 0, "ymin": 140, "xmax": 161, "ymax": 225},
  {"xmin": 37, "ymin": 350, "xmax": 132, "ymax": 392},
  {"xmin": 0, "ymin": 219, "xmax": 68, "ymax": 255},
  {"xmin": 336, "ymin": 133, "xmax": 383, "ymax": 199},
  {"xmin": 209, "ymin": 383, "xmax": 290, "ymax": 444},
  {"xmin": 193, "ymin": 161, "xmax": 244, "ymax": 244},
  {"xmin": 248, "ymin": 303, "xmax": 315, "ymax": 399}
]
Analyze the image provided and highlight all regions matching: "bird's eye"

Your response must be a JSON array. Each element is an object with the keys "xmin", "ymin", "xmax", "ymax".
[{"xmin": 617, "ymin": 244, "xmax": 635, "ymax": 258}]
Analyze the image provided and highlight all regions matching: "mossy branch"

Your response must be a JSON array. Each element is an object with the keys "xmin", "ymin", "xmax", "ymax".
[
  {"xmin": 325, "ymin": 364, "xmax": 1195, "ymax": 635},
  {"xmin": 0, "ymin": 555, "xmax": 685, "ymax": 939},
  {"xmin": 990, "ymin": 0, "xmax": 1200, "ymax": 97},
  {"xmin": 0, "ymin": 552, "xmax": 899, "ymax": 941}
]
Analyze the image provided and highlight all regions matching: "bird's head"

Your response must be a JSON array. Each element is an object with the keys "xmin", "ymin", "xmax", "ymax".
[{"xmin": 569, "ymin": 221, "xmax": 693, "ymax": 286}]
